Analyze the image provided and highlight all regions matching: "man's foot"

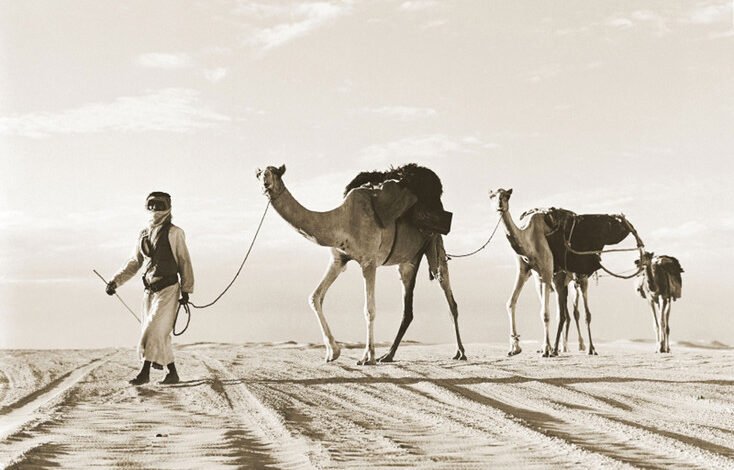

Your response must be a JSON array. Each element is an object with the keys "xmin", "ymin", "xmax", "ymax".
[
  {"xmin": 159, "ymin": 372, "xmax": 179, "ymax": 385},
  {"xmin": 129, "ymin": 374, "xmax": 149, "ymax": 386}
]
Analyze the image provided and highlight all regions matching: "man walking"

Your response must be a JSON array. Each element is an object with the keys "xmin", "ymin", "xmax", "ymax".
[{"xmin": 106, "ymin": 191, "xmax": 194, "ymax": 385}]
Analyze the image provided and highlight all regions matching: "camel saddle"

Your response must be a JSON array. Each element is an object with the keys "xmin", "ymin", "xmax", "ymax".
[
  {"xmin": 522, "ymin": 207, "xmax": 633, "ymax": 275},
  {"xmin": 363, "ymin": 179, "xmax": 450, "ymax": 235},
  {"xmin": 346, "ymin": 163, "xmax": 453, "ymax": 235},
  {"xmin": 369, "ymin": 180, "xmax": 418, "ymax": 228},
  {"xmin": 408, "ymin": 204, "xmax": 453, "ymax": 235}
]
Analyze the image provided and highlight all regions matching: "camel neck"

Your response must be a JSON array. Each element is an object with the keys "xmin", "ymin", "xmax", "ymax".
[
  {"xmin": 499, "ymin": 209, "xmax": 527, "ymax": 253},
  {"xmin": 270, "ymin": 186, "xmax": 341, "ymax": 247}
]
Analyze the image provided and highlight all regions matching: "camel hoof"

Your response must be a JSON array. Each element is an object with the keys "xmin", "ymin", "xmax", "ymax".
[
  {"xmin": 452, "ymin": 350, "xmax": 467, "ymax": 361},
  {"xmin": 325, "ymin": 345, "xmax": 341, "ymax": 362},
  {"xmin": 377, "ymin": 353, "xmax": 395, "ymax": 363},
  {"xmin": 579, "ymin": 344, "xmax": 586, "ymax": 352},
  {"xmin": 357, "ymin": 359, "xmax": 376, "ymax": 366},
  {"xmin": 588, "ymin": 349, "xmax": 598, "ymax": 356},
  {"xmin": 507, "ymin": 347, "xmax": 522, "ymax": 357},
  {"xmin": 550, "ymin": 349, "xmax": 559, "ymax": 357}
]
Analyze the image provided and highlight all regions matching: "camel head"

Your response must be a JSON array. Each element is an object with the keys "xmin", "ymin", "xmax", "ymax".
[
  {"xmin": 256, "ymin": 164, "xmax": 286, "ymax": 199},
  {"xmin": 635, "ymin": 251, "xmax": 654, "ymax": 268},
  {"xmin": 488, "ymin": 188, "xmax": 513, "ymax": 212}
]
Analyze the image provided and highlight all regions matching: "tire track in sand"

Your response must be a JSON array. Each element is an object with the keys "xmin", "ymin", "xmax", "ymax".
[
  {"xmin": 0, "ymin": 354, "xmax": 110, "ymax": 441},
  {"xmin": 194, "ymin": 353, "xmax": 315, "ymax": 469},
  {"xmin": 4, "ymin": 350, "xmax": 311, "ymax": 469},
  {"xmin": 0, "ymin": 352, "xmax": 112, "ymax": 468},
  {"xmin": 419, "ymin": 374, "xmax": 734, "ymax": 470}
]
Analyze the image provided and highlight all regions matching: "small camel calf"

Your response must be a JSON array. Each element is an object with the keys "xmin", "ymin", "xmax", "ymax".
[{"xmin": 635, "ymin": 252, "xmax": 684, "ymax": 353}]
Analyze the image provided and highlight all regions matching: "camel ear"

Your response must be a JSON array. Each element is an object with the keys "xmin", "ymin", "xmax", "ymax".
[
  {"xmin": 507, "ymin": 188, "xmax": 513, "ymax": 196},
  {"xmin": 276, "ymin": 164, "xmax": 286, "ymax": 176},
  {"xmin": 256, "ymin": 168, "xmax": 262, "ymax": 178},
  {"xmin": 372, "ymin": 180, "xmax": 417, "ymax": 228}
]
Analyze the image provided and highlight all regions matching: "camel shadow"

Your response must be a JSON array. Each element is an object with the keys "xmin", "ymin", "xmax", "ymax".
[{"xmin": 169, "ymin": 375, "xmax": 734, "ymax": 389}]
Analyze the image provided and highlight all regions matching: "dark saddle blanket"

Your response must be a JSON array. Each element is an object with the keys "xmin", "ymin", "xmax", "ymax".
[
  {"xmin": 345, "ymin": 163, "xmax": 452, "ymax": 235},
  {"xmin": 522, "ymin": 207, "xmax": 632, "ymax": 275}
]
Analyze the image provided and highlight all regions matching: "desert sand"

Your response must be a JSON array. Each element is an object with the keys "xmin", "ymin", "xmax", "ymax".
[{"xmin": 1, "ymin": 341, "xmax": 733, "ymax": 469}]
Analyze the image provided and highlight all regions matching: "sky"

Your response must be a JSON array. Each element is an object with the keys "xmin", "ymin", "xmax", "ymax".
[{"xmin": 1, "ymin": 0, "xmax": 733, "ymax": 350}]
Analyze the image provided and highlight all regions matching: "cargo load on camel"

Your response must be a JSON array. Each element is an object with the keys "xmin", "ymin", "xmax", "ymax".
[
  {"xmin": 344, "ymin": 163, "xmax": 453, "ymax": 235},
  {"xmin": 520, "ymin": 207, "xmax": 635, "ymax": 275}
]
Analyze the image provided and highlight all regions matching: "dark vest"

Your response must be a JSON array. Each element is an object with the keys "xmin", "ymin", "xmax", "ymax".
[{"xmin": 140, "ymin": 223, "xmax": 179, "ymax": 292}]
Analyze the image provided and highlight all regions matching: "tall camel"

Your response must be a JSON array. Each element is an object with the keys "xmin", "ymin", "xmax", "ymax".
[
  {"xmin": 257, "ymin": 165, "xmax": 466, "ymax": 365},
  {"xmin": 488, "ymin": 188, "xmax": 556, "ymax": 357},
  {"xmin": 544, "ymin": 208, "xmax": 643, "ymax": 355},
  {"xmin": 635, "ymin": 252, "xmax": 683, "ymax": 353},
  {"xmin": 489, "ymin": 188, "xmax": 643, "ymax": 357}
]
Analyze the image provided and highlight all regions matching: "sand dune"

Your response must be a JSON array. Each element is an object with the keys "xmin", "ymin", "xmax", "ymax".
[{"xmin": 1, "ymin": 342, "xmax": 733, "ymax": 469}]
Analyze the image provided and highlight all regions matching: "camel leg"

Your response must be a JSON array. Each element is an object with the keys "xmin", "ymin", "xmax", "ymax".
[
  {"xmin": 434, "ymin": 239, "xmax": 466, "ymax": 360},
  {"xmin": 358, "ymin": 263, "xmax": 377, "ymax": 366},
  {"xmin": 660, "ymin": 298, "xmax": 671, "ymax": 353},
  {"xmin": 535, "ymin": 275, "xmax": 554, "ymax": 358},
  {"xmin": 665, "ymin": 299, "xmax": 673, "ymax": 353},
  {"xmin": 552, "ymin": 272, "xmax": 570, "ymax": 356},
  {"xmin": 378, "ymin": 256, "xmax": 421, "ymax": 363},
  {"xmin": 562, "ymin": 284, "xmax": 572, "ymax": 353},
  {"xmin": 309, "ymin": 253, "xmax": 347, "ymax": 362},
  {"xmin": 506, "ymin": 259, "xmax": 531, "ymax": 356},
  {"xmin": 577, "ymin": 276, "xmax": 597, "ymax": 355},
  {"xmin": 648, "ymin": 297, "xmax": 660, "ymax": 352},
  {"xmin": 571, "ymin": 281, "xmax": 586, "ymax": 351}
]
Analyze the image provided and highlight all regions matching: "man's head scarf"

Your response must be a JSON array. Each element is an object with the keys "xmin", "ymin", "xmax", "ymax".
[{"xmin": 146, "ymin": 192, "xmax": 172, "ymax": 243}]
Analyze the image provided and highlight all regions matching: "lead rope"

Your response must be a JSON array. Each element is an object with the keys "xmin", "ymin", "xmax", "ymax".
[
  {"xmin": 172, "ymin": 200, "xmax": 271, "ymax": 335},
  {"xmin": 564, "ymin": 214, "xmax": 646, "ymax": 281},
  {"xmin": 446, "ymin": 217, "xmax": 502, "ymax": 260},
  {"xmin": 596, "ymin": 260, "xmax": 644, "ymax": 279}
]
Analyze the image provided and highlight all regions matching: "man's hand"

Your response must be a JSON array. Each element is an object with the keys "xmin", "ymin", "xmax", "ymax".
[
  {"xmin": 105, "ymin": 281, "xmax": 117, "ymax": 296},
  {"xmin": 179, "ymin": 292, "xmax": 189, "ymax": 305}
]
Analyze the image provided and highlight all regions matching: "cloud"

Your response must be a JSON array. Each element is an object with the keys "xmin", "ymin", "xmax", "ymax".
[
  {"xmin": 136, "ymin": 53, "xmax": 195, "ymax": 69},
  {"xmin": 708, "ymin": 30, "xmax": 734, "ymax": 39},
  {"xmin": 357, "ymin": 106, "xmax": 437, "ymax": 121},
  {"xmin": 237, "ymin": 1, "xmax": 353, "ymax": 52},
  {"xmin": 650, "ymin": 221, "xmax": 708, "ymax": 240},
  {"xmin": 421, "ymin": 20, "xmax": 447, "ymax": 29},
  {"xmin": 399, "ymin": 1, "xmax": 439, "ymax": 12},
  {"xmin": 689, "ymin": 3, "xmax": 731, "ymax": 24},
  {"xmin": 0, "ymin": 88, "xmax": 230, "ymax": 138},
  {"xmin": 203, "ymin": 67, "xmax": 228, "ymax": 83},
  {"xmin": 605, "ymin": 10, "xmax": 671, "ymax": 36},
  {"xmin": 607, "ymin": 17, "xmax": 634, "ymax": 29},
  {"xmin": 526, "ymin": 63, "xmax": 562, "ymax": 83},
  {"xmin": 359, "ymin": 134, "xmax": 498, "ymax": 166},
  {"xmin": 0, "ymin": 276, "xmax": 88, "ymax": 285}
]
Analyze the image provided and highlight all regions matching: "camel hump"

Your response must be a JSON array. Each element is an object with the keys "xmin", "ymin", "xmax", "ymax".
[{"xmin": 369, "ymin": 180, "xmax": 418, "ymax": 228}]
